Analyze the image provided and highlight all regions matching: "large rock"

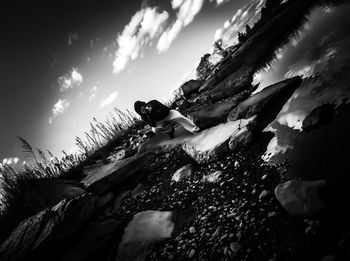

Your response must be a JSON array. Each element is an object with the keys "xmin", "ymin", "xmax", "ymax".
[
  {"xmin": 22, "ymin": 178, "xmax": 85, "ymax": 214},
  {"xmin": 61, "ymin": 219, "xmax": 123, "ymax": 261},
  {"xmin": 81, "ymin": 151, "xmax": 155, "ymax": 195},
  {"xmin": 302, "ymin": 104, "xmax": 335, "ymax": 132},
  {"xmin": 228, "ymin": 77, "xmax": 302, "ymax": 131},
  {"xmin": 117, "ymin": 210, "xmax": 174, "ymax": 261},
  {"xmin": 275, "ymin": 180, "xmax": 327, "ymax": 216},
  {"xmin": 182, "ymin": 116, "xmax": 256, "ymax": 163},
  {"xmin": 171, "ymin": 164, "xmax": 193, "ymax": 182},
  {"xmin": 189, "ymin": 91, "xmax": 249, "ymax": 129},
  {"xmin": 0, "ymin": 194, "xmax": 97, "ymax": 261},
  {"xmin": 180, "ymin": 79, "xmax": 204, "ymax": 98},
  {"xmin": 228, "ymin": 126, "xmax": 253, "ymax": 151}
]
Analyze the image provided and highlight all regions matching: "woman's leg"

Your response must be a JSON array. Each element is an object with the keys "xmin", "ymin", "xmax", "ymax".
[{"xmin": 165, "ymin": 110, "xmax": 200, "ymax": 133}]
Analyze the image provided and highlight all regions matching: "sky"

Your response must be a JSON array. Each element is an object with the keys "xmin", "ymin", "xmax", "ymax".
[{"xmin": 1, "ymin": 0, "xmax": 265, "ymax": 166}]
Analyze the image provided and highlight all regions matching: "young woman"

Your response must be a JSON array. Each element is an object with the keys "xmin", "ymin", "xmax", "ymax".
[{"xmin": 134, "ymin": 100, "xmax": 200, "ymax": 139}]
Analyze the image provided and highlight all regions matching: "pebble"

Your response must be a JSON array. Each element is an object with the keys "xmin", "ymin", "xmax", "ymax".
[
  {"xmin": 230, "ymin": 242, "xmax": 242, "ymax": 253},
  {"xmin": 189, "ymin": 226, "xmax": 196, "ymax": 234},
  {"xmin": 259, "ymin": 190, "xmax": 271, "ymax": 200},
  {"xmin": 188, "ymin": 249, "xmax": 195, "ymax": 258}
]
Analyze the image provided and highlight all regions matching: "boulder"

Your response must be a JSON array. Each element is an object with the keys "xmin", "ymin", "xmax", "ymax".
[
  {"xmin": 228, "ymin": 126, "xmax": 253, "ymax": 151},
  {"xmin": 96, "ymin": 192, "xmax": 115, "ymax": 208},
  {"xmin": 228, "ymin": 77, "xmax": 302, "ymax": 131},
  {"xmin": 117, "ymin": 211, "xmax": 174, "ymax": 261},
  {"xmin": 81, "ymin": 151, "xmax": 155, "ymax": 195},
  {"xmin": 171, "ymin": 164, "xmax": 193, "ymax": 182},
  {"xmin": 275, "ymin": 180, "xmax": 327, "ymax": 216},
  {"xmin": 189, "ymin": 91, "xmax": 249, "ymax": 129},
  {"xmin": 61, "ymin": 219, "xmax": 123, "ymax": 261},
  {"xmin": 302, "ymin": 104, "xmax": 335, "ymax": 132},
  {"xmin": 0, "ymin": 194, "xmax": 97, "ymax": 261},
  {"xmin": 182, "ymin": 116, "xmax": 256, "ymax": 163},
  {"xmin": 180, "ymin": 79, "xmax": 204, "ymax": 98},
  {"xmin": 202, "ymin": 171, "xmax": 222, "ymax": 183},
  {"xmin": 21, "ymin": 178, "xmax": 85, "ymax": 214}
]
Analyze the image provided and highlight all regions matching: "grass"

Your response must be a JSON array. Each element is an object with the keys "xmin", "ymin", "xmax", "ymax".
[{"xmin": 0, "ymin": 107, "xmax": 141, "ymax": 245}]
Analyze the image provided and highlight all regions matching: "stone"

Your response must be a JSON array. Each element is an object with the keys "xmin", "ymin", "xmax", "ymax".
[
  {"xmin": 259, "ymin": 190, "xmax": 271, "ymax": 200},
  {"xmin": 228, "ymin": 77, "xmax": 302, "ymax": 131},
  {"xmin": 230, "ymin": 242, "xmax": 242, "ymax": 253},
  {"xmin": 117, "ymin": 211, "xmax": 174, "ymax": 261},
  {"xmin": 302, "ymin": 104, "xmax": 335, "ymax": 132},
  {"xmin": 81, "ymin": 151, "xmax": 155, "ymax": 195},
  {"xmin": 171, "ymin": 164, "xmax": 193, "ymax": 182},
  {"xmin": 0, "ymin": 194, "xmax": 97, "ymax": 261},
  {"xmin": 131, "ymin": 183, "xmax": 146, "ymax": 198},
  {"xmin": 107, "ymin": 148, "xmax": 132, "ymax": 162},
  {"xmin": 61, "ymin": 219, "xmax": 123, "ymax": 261},
  {"xmin": 275, "ymin": 180, "xmax": 327, "ymax": 216},
  {"xmin": 114, "ymin": 190, "xmax": 131, "ymax": 209},
  {"xmin": 20, "ymin": 178, "xmax": 85, "ymax": 214},
  {"xmin": 182, "ymin": 116, "xmax": 256, "ymax": 163},
  {"xmin": 189, "ymin": 92, "xmax": 249, "ymax": 129},
  {"xmin": 188, "ymin": 249, "xmax": 196, "ymax": 258},
  {"xmin": 180, "ymin": 79, "xmax": 204, "ymax": 98},
  {"xmin": 228, "ymin": 126, "xmax": 253, "ymax": 151},
  {"xmin": 189, "ymin": 226, "xmax": 196, "ymax": 234},
  {"xmin": 202, "ymin": 171, "xmax": 222, "ymax": 183},
  {"xmin": 96, "ymin": 191, "xmax": 114, "ymax": 208}
]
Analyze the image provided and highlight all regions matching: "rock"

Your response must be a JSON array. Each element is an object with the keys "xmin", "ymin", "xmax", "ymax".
[
  {"xmin": 259, "ymin": 190, "xmax": 271, "ymax": 200},
  {"xmin": 81, "ymin": 151, "xmax": 155, "ymax": 195},
  {"xmin": 171, "ymin": 164, "xmax": 193, "ymax": 182},
  {"xmin": 131, "ymin": 183, "xmax": 146, "ymax": 198},
  {"xmin": 188, "ymin": 249, "xmax": 196, "ymax": 258},
  {"xmin": 20, "ymin": 178, "xmax": 85, "ymax": 214},
  {"xmin": 96, "ymin": 191, "xmax": 114, "ymax": 208},
  {"xmin": 114, "ymin": 190, "xmax": 131, "ymax": 209},
  {"xmin": 230, "ymin": 242, "xmax": 242, "ymax": 253},
  {"xmin": 61, "ymin": 219, "xmax": 123, "ymax": 261},
  {"xmin": 108, "ymin": 148, "xmax": 132, "ymax": 162},
  {"xmin": 189, "ymin": 226, "xmax": 196, "ymax": 234},
  {"xmin": 228, "ymin": 126, "xmax": 253, "ymax": 151},
  {"xmin": 182, "ymin": 116, "xmax": 256, "ymax": 163},
  {"xmin": 274, "ymin": 180, "xmax": 327, "ymax": 216},
  {"xmin": 0, "ymin": 194, "xmax": 97, "ymax": 261},
  {"xmin": 180, "ymin": 79, "xmax": 204, "ymax": 98},
  {"xmin": 189, "ymin": 92, "xmax": 249, "ymax": 129},
  {"xmin": 202, "ymin": 171, "xmax": 222, "ymax": 183},
  {"xmin": 228, "ymin": 77, "xmax": 302, "ymax": 131},
  {"xmin": 117, "ymin": 211, "xmax": 174, "ymax": 261},
  {"xmin": 302, "ymin": 104, "xmax": 335, "ymax": 132}
]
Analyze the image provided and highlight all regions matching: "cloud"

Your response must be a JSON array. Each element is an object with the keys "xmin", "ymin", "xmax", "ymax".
[
  {"xmin": 57, "ymin": 68, "xmax": 83, "ymax": 92},
  {"xmin": 113, "ymin": 7, "xmax": 169, "ymax": 73},
  {"xmin": 214, "ymin": 0, "xmax": 266, "ymax": 44},
  {"xmin": 89, "ymin": 86, "xmax": 98, "ymax": 101},
  {"xmin": 49, "ymin": 99, "xmax": 71, "ymax": 124},
  {"xmin": 68, "ymin": 31, "xmax": 79, "ymax": 46},
  {"xmin": 100, "ymin": 92, "xmax": 118, "ymax": 108},
  {"xmin": 157, "ymin": 0, "xmax": 205, "ymax": 52},
  {"xmin": 1, "ymin": 157, "xmax": 20, "ymax": 166}
]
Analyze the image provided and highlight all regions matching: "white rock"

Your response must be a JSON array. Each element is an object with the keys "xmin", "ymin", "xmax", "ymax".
[
  {"xmin": 171, "ymin": 164, "xmax": 193, "ymax": 182},
  {"xmin": 202, "ymin": 171, "xmax": 222, "ymax": 183}
]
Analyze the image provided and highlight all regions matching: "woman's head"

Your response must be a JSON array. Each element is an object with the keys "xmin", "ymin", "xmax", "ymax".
[{"xmin": 134, "ymin": 100, "xmax": 147, "ymax": 115}]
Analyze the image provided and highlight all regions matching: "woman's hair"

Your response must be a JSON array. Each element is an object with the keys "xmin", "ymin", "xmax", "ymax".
[{"xmin": 134, "ymin": 100, "xmax": 146, "ymax": 115}]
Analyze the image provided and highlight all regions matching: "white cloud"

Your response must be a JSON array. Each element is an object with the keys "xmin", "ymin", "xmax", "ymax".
[
  {"xmin": 57, "ymin": 68, "xmax": 83, "ymax": 92},
  {"xmin": 100, "ymin": 92, "xmax": 118, "ymax": 108},
  {"xmin": 1, "ymin": 157, "xmax": 20, "ymax": 166},
  {"xmin": 49, "ymin": 99, "xmax": 71, "ymax": 124},
  {"xmin": 157, "ymin": 0, "xmax": 205, "ymax": 52},
  {"xmin": 68, "ymin": 31, "xmax": 79, "ymax": 46},
  {"xmin": 113, "ymin": 7, "xmax": 169, "ymax": 73},
  {"xmin": 214, "ymin": 0, "xmax": 266, "ymax": 44},
  {"xmin": 89, "ymin": 86, "xmax": 98, "ymax": 101}
]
